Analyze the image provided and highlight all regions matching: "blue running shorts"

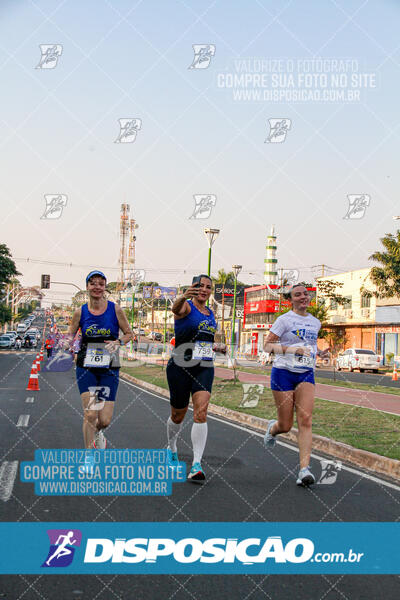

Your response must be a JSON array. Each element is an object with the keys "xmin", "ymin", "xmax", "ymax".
[
  {"xmin": 270, "ymin": 367, "xmax": 315, "ymax": 391},
  {"xmin": 76, "ymin": 367, "xmax": 119, "ymax": 402}
]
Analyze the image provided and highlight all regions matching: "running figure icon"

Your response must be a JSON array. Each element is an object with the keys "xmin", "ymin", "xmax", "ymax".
[{"xmin": 45, "ymin": 531, "xmax": 77, "ymax": 566}]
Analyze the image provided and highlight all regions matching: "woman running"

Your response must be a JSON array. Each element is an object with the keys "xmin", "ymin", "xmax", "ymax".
[
  {"xmin": 166, "ymin": 275, "xmax": 226, "ymax": 482},
  {"xmin": 263, "ymin": 283, "xmax": 326, "ymax": 486},
  {"xmin": 67, "ymin": 270, "xmax": 132, "ymax": 470}
]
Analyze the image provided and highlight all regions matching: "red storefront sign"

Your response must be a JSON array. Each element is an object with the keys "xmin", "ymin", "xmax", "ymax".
[
  {"xmin": 245, "ymin": 299, "xmax": 290, "ymax": 313},
  {"xmin": 376, "ymin": 326, "xmax": 400, "ymax": 333}
]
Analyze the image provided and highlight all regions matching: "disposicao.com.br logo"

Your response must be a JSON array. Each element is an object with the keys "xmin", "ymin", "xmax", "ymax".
[{"xmin": 82, "ymin": 536, "xmax": 363, "ymax": 565}]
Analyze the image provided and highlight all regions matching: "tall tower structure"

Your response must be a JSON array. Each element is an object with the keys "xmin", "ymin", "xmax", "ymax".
[
  {"xmin": 119, "ymin": 203, "xmax": 130, "ymax": 283},
  {"xmin": 128, "ymin": 218, "xmax": 139, "ymax": 276},
  {"xmin": 264, "ymin": 225, "xmax": 278, "ymax": 285}
]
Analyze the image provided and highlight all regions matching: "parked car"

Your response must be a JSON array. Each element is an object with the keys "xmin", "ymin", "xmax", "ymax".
[
  {"xmin": 335, "ymin": 348, "xmax": 381, "ymax": 373},
  {"xmin": 149, "ymin": 331, "xmax": 163, "ymax": 341},
  {"xmin": 0, "ymin": 335, "xmax": 15, "ymax": 349}
]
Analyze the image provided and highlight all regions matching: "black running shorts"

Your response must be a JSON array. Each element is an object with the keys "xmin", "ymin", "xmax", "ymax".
[{"xmin": 166, "ymin": 358, "xmax": 214, "ymax": 409}]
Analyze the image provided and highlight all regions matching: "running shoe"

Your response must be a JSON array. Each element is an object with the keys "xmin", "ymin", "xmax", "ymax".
[
  {"xmin": 188, "ymin": 462, "xmax": 205, "ymax": 482},
  {"xmin": 93, "ymin": 430, "xmax": 107, "ymax": 449},
  {"xmin": 264, "ymin": 419, "xmax": 278, "ymax": 448},
  {"xmin": 167, "ymin": 448, "xmax": 179, "ymax": 469},
  {"xmin": 296, "ymin": 466, "xmax": 315, "ymax": 486},
  {"xmin": 78, "ymin": 451, "xmax": 95, "ymax": 475}
]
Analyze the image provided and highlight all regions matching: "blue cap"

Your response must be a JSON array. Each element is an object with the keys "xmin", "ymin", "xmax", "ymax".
[{"xmin": 86, "ymin": 270, "xmax": 107, "ymax": 284}]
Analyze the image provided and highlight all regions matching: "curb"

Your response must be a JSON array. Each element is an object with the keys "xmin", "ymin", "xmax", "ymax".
[{"xmin": 120, "ymin": 372, "xmax": 400, "ymax": 482}]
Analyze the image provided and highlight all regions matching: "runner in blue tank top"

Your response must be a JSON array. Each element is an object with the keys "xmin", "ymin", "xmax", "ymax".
[
  {"xmin": 67, "ymin": 271, "xmax": 133, "ymax": 473},
  {"xmin": 166, "ymin": 275, "xmax": 226, "ymax": 482}
]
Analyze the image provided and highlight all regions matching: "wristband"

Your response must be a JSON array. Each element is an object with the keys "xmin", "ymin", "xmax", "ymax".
[{"xmin": 119, "ymin": 339, "xmax": 125, "ymax": 346}]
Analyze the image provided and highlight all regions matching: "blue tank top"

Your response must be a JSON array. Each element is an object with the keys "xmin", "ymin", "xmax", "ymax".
[
  {"xmin": 174, "ymin": 300, "xmax": 216, "ymax": 360},
  {"xmin": 77, "ymin": 301, "xmax": 119, "ymax": 367}
]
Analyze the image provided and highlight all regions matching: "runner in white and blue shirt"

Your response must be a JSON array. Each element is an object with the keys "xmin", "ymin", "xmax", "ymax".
[{"xmin": 262, "ymin": 283, "xmax": 327, "ymax": 487}]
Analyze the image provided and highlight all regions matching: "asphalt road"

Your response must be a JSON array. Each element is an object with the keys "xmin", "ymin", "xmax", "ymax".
[{"xmin": 0, "ymin": 323, "xmax": 399, "ymax": 599}]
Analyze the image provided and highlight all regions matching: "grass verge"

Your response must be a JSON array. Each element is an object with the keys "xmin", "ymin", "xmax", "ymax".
[{"xmin": 122, "ymin": 363, "xmax": 400, "ymax": 461}]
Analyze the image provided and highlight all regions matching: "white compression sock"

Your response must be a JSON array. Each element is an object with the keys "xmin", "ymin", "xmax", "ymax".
[
  {"xmin": 167, "ymin": 417, "xmax": 182, "ymax": 453},
  {"xmin": 191, "ymin": 422, "xmax": 208, "ymax": 464}
]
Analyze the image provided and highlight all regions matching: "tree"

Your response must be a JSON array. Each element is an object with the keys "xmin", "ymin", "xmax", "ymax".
[
  {"xmin": 0, "ymin": 245, "xmax": 20, "ymax": 293},
  {"xmin": 325, "ymin": 328, "xmax": 348, "ymax": 355},
  {"xmin": 212, "ymin": 269, "xmax": 230, "ymax": 342},
  {"xmin": 0, "ymin": 304, "xmax": 11, "ymax": 325},
  {"xmin": 369, "ymin": 231, "xmax": 400, "ymax": 298},
  {"xmin": 316, "ymin": 279, "xmax": 348, "ymax": 307}
]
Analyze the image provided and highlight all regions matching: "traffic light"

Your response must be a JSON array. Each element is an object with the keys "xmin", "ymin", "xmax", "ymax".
[{"xmin": 41, "ymin": 274, "xmax": 50, "ymax": 289}]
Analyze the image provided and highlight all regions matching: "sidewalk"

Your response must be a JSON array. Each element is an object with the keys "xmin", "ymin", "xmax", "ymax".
[{"xmin": 214, "ymin": 367, "xmax": 400, "ymax": 416}]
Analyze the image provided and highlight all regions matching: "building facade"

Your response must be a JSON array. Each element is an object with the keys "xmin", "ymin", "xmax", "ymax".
[
  {"xmin": 242, "ymin": 284, "xmax": 316, "ymax": 355},
  {"xmin": 318, "ymin": 268, "xmax": 400, "ymax": 363}
]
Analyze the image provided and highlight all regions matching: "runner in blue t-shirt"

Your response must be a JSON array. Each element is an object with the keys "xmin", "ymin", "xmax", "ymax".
[
  {"xmin": 166, "ymin": 275, "xmax": 226, "ymax": 482},
  {"xmin": 66, "ymin": 271, "xmax": 133, "ymax": 472},
  {"xmin": 262, "ymin": 283, "xmax": 328, "ymax": 486}
]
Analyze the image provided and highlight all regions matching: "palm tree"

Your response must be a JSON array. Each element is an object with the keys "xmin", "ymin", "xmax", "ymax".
[
  {"xmin": 369, "ymin": 231, "xmax": 400, "ymax": 298},
  {"xmin": 212, "ymin": 269, "xmax": 234, "ymax": 343}
]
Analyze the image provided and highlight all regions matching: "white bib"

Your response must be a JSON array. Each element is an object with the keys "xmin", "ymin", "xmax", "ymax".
[
  {"xmin": 192, "ymin": 341, "xmax": 214, "ymax": 361},
  {"xmin": 83, "ymin": 344, "xmax": 111, "ymax": 368}
]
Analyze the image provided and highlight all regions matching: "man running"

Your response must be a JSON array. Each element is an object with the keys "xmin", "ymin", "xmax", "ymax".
[
  {"xmin": 166, "ymin": 275, "xmax": 226, "ymax": 482},
  {"xmin": 263, "ymin": 283, "xmax": 327, "ymax": 486},
  {"xmin": 66, "ymin": 271, "xmax": 132, "ymax": 472}
]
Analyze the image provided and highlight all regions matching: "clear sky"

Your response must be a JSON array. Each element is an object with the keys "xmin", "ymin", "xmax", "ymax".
[{"xmin": 1, "ymin": 0, "xmax": 399, "ymax": 304}]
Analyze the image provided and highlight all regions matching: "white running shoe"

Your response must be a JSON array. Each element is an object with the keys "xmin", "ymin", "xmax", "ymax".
[
  {"xmin": 264, "ymin": 419, "xmax": 278, "ymax": 448},
  {"xmin": 93, "ymin": 430, "xmax": 107, "ymax": 449},
  {"xmin": 296, "ymin": 466, "xmax": 315, "ymax": 486}
]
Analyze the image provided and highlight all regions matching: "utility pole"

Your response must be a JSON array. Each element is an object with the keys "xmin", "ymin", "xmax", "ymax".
[
  {"xmin": 312, "ymin": 264, "xmax": 326, "ymax": 278},
  {"xmin": 278, "ymin": 268, "xmax": 283, "ymax": 313}
]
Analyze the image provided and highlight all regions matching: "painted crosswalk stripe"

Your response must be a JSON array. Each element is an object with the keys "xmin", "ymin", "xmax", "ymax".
[
  {"xmin": 17, "ymin": 414, "xmax": 30, "ymax": 427},
  {"xmin": 25, "ymin": 397, "xmax": 34, "ymax": 403},
  {"xmin": 0, "ymin": 461, "xmax": 18, "ymax": 502}
]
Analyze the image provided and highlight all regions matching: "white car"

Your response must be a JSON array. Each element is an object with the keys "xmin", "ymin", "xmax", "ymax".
[
  {"xmin": 27, "ymin": 328, "xmax": 41, "ymax": 341},
  {"xmin": 336, "ymin": 348, "xmax": 381, "ymax": 373}
]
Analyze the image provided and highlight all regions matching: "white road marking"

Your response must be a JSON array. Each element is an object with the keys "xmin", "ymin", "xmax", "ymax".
[
  {"xmin": 122, "ymin": 379, "xmax": 400, "ymax": 493},
  {"xmin": 0, "ymin": 461, "xmax": 18, "ymax": 502},
  {"xmin": 25, "ymin": 397, "xmax": 34, "ymax": 403},
  {"xmin": 17, "ymin": 414, "xmax": 30, "ymax": 427}
]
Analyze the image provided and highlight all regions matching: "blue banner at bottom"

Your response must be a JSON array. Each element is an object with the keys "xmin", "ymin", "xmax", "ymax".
[{"xmin": 0, "ymin": 522, "xmax": 398, "ymax": 574}]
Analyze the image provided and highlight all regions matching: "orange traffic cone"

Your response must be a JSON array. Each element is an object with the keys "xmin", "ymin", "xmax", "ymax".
[
  {"xmin": 26, "ymin": 363, "xmax": 40, "ymax": 391},
  {"xmin": 35, "ymin": 355, "xmax": 41, "ymax": 373},
  {"xmin": 392, "ymin": 363, "xmax": 398, "ymax": 381},
  {"xmin": 39, "ymin": 349, "xmax": 44, "ymax": 362}
]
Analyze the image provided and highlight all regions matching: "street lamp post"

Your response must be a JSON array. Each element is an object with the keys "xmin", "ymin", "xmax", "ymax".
[
  {"xmin": 230, "ymin": 264, "xmax": 242, "ymax": 360},
  {"xmin": 204, "ymin": 228, "xmax": 220, "ymax": 277},
  {"xmin": 204, "ymin": 228, "xmax": 220, "ymax": 307}
]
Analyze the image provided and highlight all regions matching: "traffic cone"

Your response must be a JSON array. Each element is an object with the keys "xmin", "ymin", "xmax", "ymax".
[
  {"xmin": 392, "ymin": 363, "xmax": 398, "ymax": 381},
  {"xmin": 35, "ymin": 355, "xmax": 41, "ymax": 373},
  {"xmin": 26, "ymin": 363, "xmax": 39, "ymax": 391},
  {"xmin": 39, "ymin": 348, "xmax": 44, "ymax": 362}
]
